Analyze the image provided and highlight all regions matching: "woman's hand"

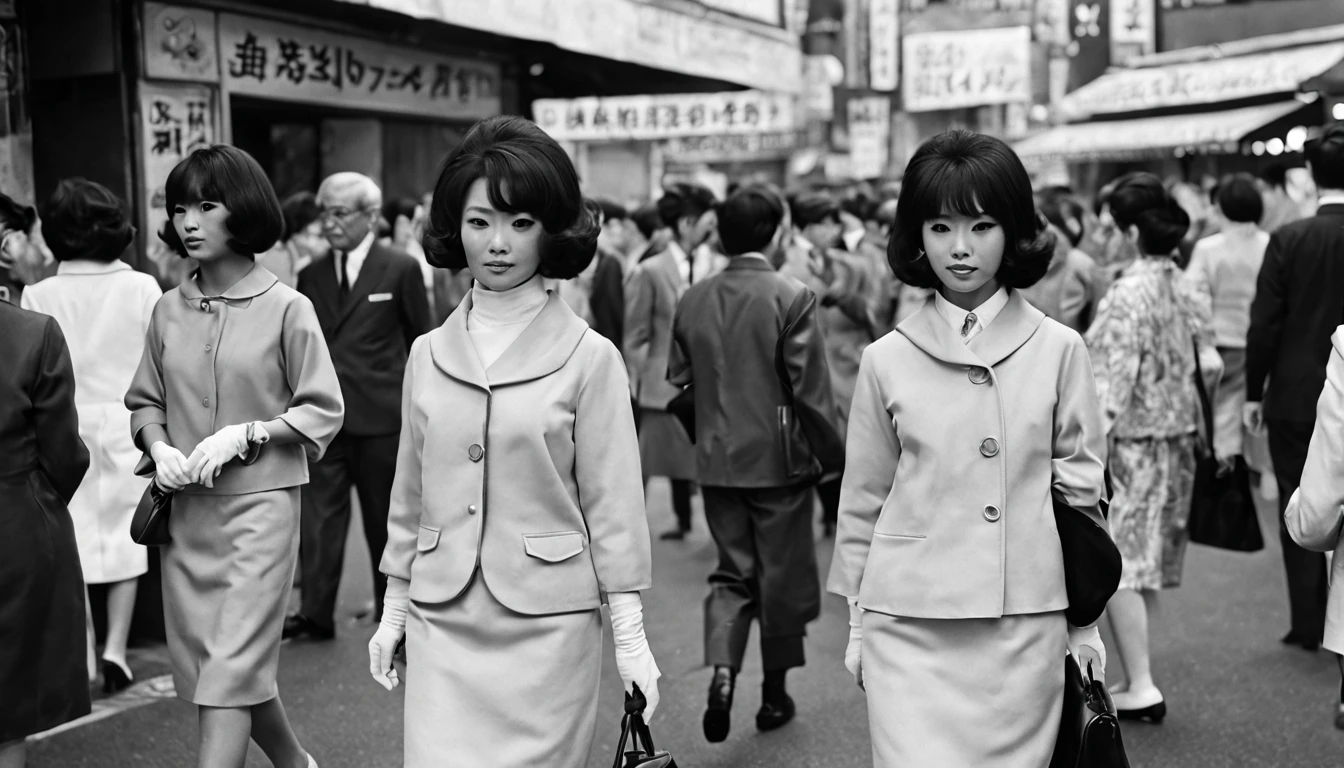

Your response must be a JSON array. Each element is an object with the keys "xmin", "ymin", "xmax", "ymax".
[
  {"xmin": 185, "ymin": 424, "xmax": 250, "ymax": 488},
  {"xmin": 149, "ymin": 441, "xmax": 193, "ymax": 490},
  {"xmin": 367, "ymin": 622, "xmax": 404, "ymax": 691},
  {"xmin": 608, "ymin": 592, "xmax": 662, "ymax": 722},
  {"xmin": 845, "ymin": 598, "xmax": 865, "ymax": 690},
  {"xmin": 1068, "ymin": 625, "xmax": 1107, "ymax": 683}
]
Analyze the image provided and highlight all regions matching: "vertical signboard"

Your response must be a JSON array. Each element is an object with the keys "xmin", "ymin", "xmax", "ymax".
[
  {"xmin": 1068, "ymin": 0, "xmax": 1111, "ymax": 91},
  {"xmin": 139, "ymin": 82, "xmax": 218, "ymax": 280},
  {"xmin": 1110, "ymin": 0, "xmax": 1155, "ymax": 64},
  {"xmin": 868, "ymin": 0, "xmax": 899, "ymax": 92},
  {"xmin": 848, "ymin": 95, "xmax": 891, "ymax": 179}
]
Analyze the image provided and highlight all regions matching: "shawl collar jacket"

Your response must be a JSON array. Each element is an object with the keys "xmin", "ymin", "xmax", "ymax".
[
  {"xmin": 827, "ymin": 291, "xmax": 1109, "ymax": 620},
  {"xmin": 380, "ymin": 290, "xmax": 652, "ymax": 614}
]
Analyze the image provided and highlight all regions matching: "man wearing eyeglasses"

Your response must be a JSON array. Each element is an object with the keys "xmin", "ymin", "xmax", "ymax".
[{"xmin": 288, "ymin": 172, "xmax": 432, "ymax": 642}]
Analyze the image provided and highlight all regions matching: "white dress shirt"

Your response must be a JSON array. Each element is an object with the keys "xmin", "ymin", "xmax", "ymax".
[
  {"xmin": 336, "ymin": 230, "xmax": 376, "ymax": 287},
  {"xmin": 934, "ymin": 286, "xmax": 1010, "ymax": 344}
]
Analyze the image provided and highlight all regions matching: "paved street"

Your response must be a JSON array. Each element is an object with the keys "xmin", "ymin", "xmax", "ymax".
[{"xmin": 28, "ymin": 480, "xmax": 1344, "ymax": 767}]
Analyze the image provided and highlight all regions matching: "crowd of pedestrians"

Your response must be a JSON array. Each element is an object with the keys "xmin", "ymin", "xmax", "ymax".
[{"xmin": 3, "ymin": 117, "xmax": 1344, "ymax": 768}]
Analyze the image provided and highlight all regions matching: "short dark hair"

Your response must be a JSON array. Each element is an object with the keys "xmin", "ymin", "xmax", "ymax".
[
  {"xmin": 1260, "ymin": 163, "xmax": 1289, "ymax": 190},
  {"xmin": 281, "ymin": 191, "xmax": 322, "ymax": 242},
  {"xmin": 1215, "ymin": 173, "xmax": 1263, "ymax": 224},
  {"xmin": 423, "ymin": 115, "xmax": 597, "ymax": 279},
  {"xmin": 889, "ymin": 130, "xmax": 1054, "ymax": 290},
  {"xmin": 1107, "ymin": 172, "xmax": 1189, "ymax": 255},
  {"xmin": 790, "ymin": 192, "xmax": 841, "ymax": 228},
  {"xmin": 159, "ymin": 145, "xmax": 283, "ymax": 259},
  {"xmin": 594, "ymin": 197, "xmax": 628, "ymax": 223},
  {"xmin": 656, "ymin": 183, "xmax": 716, "ymax": 234},
  {"xmin": 41, "ymin": 178, "xmax": 134, "ymax": 263},
  {"xmin": 630, "ymin": 203, "xmax": 661, "ymax": 240},
  {"xmin": 0, "ymin": 192, "xmax": 36, "ymax": 235},
  {"xmin": 1305, "ymin": 123, "xmax": 1344, "ymax": 191},
  {"xmin": 718, "ymin": 185, "xmax": 784, "ymax": 256},
  {"xmin": 1037, "ymin": 189, "xmax": 1087, "ymax": 248}
]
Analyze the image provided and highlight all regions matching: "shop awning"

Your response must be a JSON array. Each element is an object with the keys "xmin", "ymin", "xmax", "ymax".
[
  {"xmin": 1057, "ymin": 42, "xmax": 1344, "ymax": 121},
  {"xmin": 1015, "ymin": 101, "xmax": 1309, "ymax": 162}
]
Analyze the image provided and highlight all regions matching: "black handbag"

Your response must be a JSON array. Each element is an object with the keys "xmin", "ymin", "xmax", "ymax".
[
  {"xmin": 1054, "ymin": 495, "xmax": 1122, "ymax": 628},
  {"xmin": 130, "ymin": 480, "xmax": 174, "ymax": 546},
  {"xmin": 1188, "ymin": 339, "xmax": 1264, "ymax": 552},
  {"xmin": 666, "ymin": 387, "xmax": 696, "ymax": 444},
  {"xmin": 612, "ymin": 685, "xmax": 675, "ymax": 768},
  {"xmin": 1050, "ymin": 653, "xmax": 1132, "ymax": 768}
]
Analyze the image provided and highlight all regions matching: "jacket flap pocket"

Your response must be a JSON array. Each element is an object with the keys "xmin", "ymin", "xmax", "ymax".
[
  {"xmin": 522, "ymin": 531, "xmax": 585, "ymax": 563},
  {"xmin": 417, "ymin": 525, "xmax": 441, "ymax": 552}
]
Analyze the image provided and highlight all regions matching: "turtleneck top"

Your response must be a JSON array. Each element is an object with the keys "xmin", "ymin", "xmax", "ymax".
[{"xmin": 467, "ymin": 273, "xmax": 548, "ymax": 368}]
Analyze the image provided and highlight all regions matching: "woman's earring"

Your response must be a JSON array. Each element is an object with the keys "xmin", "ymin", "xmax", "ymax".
[{"xmin": 915, "ymin": 248, "xmax": 926, "ymax": 261}]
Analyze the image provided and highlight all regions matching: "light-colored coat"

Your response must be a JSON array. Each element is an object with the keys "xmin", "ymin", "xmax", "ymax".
[
  {"xmin": 624, "ymin": 248, "xmax": 684, "ymax": 409},
  {"xmin": 1284, "ymin": 328, "xmax": 1344, "ymax": 655},
  {"xmin": 380, "ymin": 291, "xmax": 652, "ymax": 615},
  {"xmin": 828, "ymin": 291, "xmax": 1108, "ymax": 619}
]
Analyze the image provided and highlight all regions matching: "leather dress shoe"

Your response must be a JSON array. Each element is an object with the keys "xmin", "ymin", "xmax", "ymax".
[
  {"xmin": 702, "ymin": 667, "xmax": 735, "ymax": 743},
  {"xmin": 283, "ymin": 615, "xmax": 335, "ymax": 642},
  {"xmin": 1282, "ymin": 630, "xmax": 1321, "ymax": 652},
  {"xmin": 1117, "ymin": 700, "xmax": 1166, "ymax": 724},
  {"xmin": 755, "ymin": 691, "xmax": 796, "ymax": 732}
]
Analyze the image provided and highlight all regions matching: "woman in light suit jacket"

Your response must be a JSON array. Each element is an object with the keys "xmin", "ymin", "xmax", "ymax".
[
  {"xmin": 367, "ymin": 116, "xmax": 660, "ymax": 768},
  {"xmin": 828, "ymin": 131, "xmax": 1110, "ymax": 768},
  {"xmin": 1285, "ymin": 327, "xmax": 1344, "ymax": 728}
]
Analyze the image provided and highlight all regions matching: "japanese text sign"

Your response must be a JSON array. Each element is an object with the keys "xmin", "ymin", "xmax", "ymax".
[
  {"xmin": 219, "ymin": 14, "xmax": 501, "ymax": 120},
  {"xmin": 139, "ymin": 82, "xmax": 217, "ymax": 271},
  {"xmin": 868, "ymin": 0, "xmax": 900, "ymax": 92},
  {"xmin": 532, "ymin": 91, "xmax": 796, "ymax": 143},
  {"xmin": 902, "ymin": 27, "xmax": 1031, "ymax": 113},
  {"xmin": 847, "ymin": 96, "xmax": 891, "ymax": 180}
]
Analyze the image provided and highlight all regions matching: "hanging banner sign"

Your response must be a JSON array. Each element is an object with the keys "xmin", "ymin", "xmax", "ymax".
[
  {"xmin": 218, "ymin": 14, "xmax": 501, "ymax": 119},
  {"xmin": 868, "ymin": 0, "xmax": 899, "ymax": 92},
  {"xmin": 664, "ymin": 129, "xmax": 808, "ymax": 161},
  {"xmin": 139, "ymin": 81, "xmax": 218, "ymax": 278},
  {"xmin": 1110, "ymin": 0, "xmax": 1155, "ymax": 64},
  {"xmin": 902, "ymin": 27, "xmax": 1032, "ymax": 113},
  {"xmin": 848, "ymin": 95, "xmax": 891, "ymax": 179},
  {"xmin": 532, "ymin": 90, "xmax": 796, "ymax": 142}
]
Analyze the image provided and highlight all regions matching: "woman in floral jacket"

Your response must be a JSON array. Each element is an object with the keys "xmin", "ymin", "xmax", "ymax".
[{"xmin": 1086, "ymin": 172, "xmax": 1221, "ymax": 723}]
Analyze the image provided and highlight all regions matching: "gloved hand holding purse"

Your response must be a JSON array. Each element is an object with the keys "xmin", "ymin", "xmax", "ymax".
[{"xmin": 609, "ymin": 591, "xmax": 661, "ymax": 722}]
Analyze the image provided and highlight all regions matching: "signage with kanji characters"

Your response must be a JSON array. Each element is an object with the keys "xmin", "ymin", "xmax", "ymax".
[
  {"xmin": 218, "ymin": 14, "xmax": 500, "ymax": 120},
  {"xmin": 532, "ymin": 91, "xmax": 796, "ymax": 143},
  {"xmin": 848, "ymin": 96, "xmax": 891, "ymax": 180},
  {"xmin": 143, "ymin": 3, "xmax": 220, "ymax": 82},
  {"xmin": 868, "ymin": 0, "xmax": 900, "ymax": 92},
  {"xmin": 902, "ymin": 27, "xmax": 1032, "ymax": 113},
  {"xmin": 138, "ymin": 82, "xmax": 217, "ymax": 274}
]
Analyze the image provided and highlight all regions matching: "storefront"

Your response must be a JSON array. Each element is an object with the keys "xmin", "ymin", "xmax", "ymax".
[{"xmin": 1015, "ymin": 28, "xmax": 1344, "ymax": 193}]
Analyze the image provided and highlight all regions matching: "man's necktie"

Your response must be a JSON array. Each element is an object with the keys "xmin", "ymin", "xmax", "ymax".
[
  {"xmin": 961, "ymin": 312, "xmax": 977, "ymax": 338},
  {"xmin": 336, "ymin": 251, "xmax": 349, "ymax": 300}
]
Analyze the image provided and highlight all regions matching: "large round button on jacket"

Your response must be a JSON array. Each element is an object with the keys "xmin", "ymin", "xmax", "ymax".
[
  {"xmin": 979, "ymin": 437, "xmax": 999, "ymax": 457},
  {"xmin": 983, "ymin": 505, "xmax": 1002, "ymax": 522},
  {"xmin": 967, "ymin": 366, "xmax": 990, "ymax": 385},
  {"xmin": 468, "ymin": 444, "xmax": 484, "ymax": 462}
]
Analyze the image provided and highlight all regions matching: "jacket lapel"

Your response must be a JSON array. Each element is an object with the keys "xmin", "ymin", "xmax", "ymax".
[
  {"xmin": 427, "ymin": 290, "xmax": 590, "ymax": 391},
  {"xmin": 309, "ymin": 257, "xmax": 341, "ymax": 322},
  {"xmin": 897, "ymin": 290, "xmax": 1043, "ymax": 368},
  {"xmin": 334, "ymin": 244, "xmax": 391, "ymax": 332}
]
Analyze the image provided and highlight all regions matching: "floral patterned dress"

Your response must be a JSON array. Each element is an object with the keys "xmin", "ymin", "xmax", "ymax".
[{"xmin": 1086, "ymin": 257, "xmax": 1221, "ymax": 590}]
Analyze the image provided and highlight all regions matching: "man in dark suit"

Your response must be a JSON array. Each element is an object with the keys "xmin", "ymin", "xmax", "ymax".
[
  {"xmin": 669, "ymin": 184, "xmax": 843, "ymax": 743},
  {"xmin": 1246, "ymin": 123, "xmax": 1344, "ymax": 652},
  {"xmin": 286, "ymin": 172, "xmax": 432, "ymax": 641}
]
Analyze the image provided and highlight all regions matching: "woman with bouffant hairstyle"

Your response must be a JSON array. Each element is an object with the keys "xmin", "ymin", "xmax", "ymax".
[
  {"xmin": 1085, "ymin": 171, "xmax": 1220, "ymax": 724},
  {"xmin": 369, "ymin": 116, "xmax": 658, "ymax": 767},
  {"xmin": 829, "ymin": 130, "xmax": 1110, "ymax": 766},
  {"xmin": 22, "ymin": 178, "xmax": 160, "ymax": 695}
]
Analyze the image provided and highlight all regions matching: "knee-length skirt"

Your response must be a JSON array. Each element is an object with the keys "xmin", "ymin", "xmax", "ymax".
[
  {"xmin": 161, "ymin": 487, "xmax": 299, "ymax": 706},
  {"xmin": 861, "ymin": 610, "xmax": 1067, "ymax": 768},
  {"xmin": 1109, "ymin": 434, "xmax": 1197, "ymax": 591},
  {"xmin": 404, "ymin": 574, "xmax": 603, "ymax": 768}
]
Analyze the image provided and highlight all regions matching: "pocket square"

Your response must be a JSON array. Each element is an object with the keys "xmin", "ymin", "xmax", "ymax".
[{"xmin": 368, "ymin": 292, "xmax": 394, "ymax": 302}]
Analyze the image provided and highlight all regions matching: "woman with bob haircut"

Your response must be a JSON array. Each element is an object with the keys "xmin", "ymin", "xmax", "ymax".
[
  {"xmin": 828, "ymin": 130, "xmax": 1110, "ymax": 766},
  {"xmin": 368, "ymin": 115, "xmax": 660, "ymax": 767},
  {"xmin": 125, "ymin": 144, "xmax": 344, "ymax": 768},
  {"xmin": 1085, "ymin": 172, "xmax": 1220, "ymax": 724},
  {"xmin": 21, "ymin": 178, "xmax": 161, "ymax": 694}
]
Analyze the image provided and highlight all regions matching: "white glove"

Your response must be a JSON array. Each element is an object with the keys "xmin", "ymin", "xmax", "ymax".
[
  {"xmin": 368, "ymin": 576, "xmax": 408, "ymax": 691},
  {"xmin": 608, "ymin": 591, "xmax": 661, "ymax": 722},
  {"xmin": 845, "ymin": 597, "xmax": 864, "ymax": 689},
  {"xmin": 149, "ymin": 441, "xmax": 194, "ymax": 490},
  {"xmin": 185, "ymin": 424, "xmax": 250, "ymax": 488},
  {"xmin": 1068, "ymin": 624, "xmax": 1106, "ymax": 683}
]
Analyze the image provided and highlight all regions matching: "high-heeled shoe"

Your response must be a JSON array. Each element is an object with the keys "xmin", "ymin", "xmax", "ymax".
[
  {"xmin": 1117, "ymin": 700, "xmax": 1166, "ymax": 724},
  {"xmin": 102, "ymin": 658, "xmax": 134, "ymax": 694}
]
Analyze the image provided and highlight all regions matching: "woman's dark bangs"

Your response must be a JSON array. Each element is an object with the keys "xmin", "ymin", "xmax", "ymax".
[
  {"xmin": 913, "ymin": 160, "xmax": 987, "ymax": 223},
  {"xmin": 166, "ymin": 152, "xmax": 224, "ymax": 207},
  {"xmin": 481, "ymin": 148, "xmax": 554, "ymax": 225}
]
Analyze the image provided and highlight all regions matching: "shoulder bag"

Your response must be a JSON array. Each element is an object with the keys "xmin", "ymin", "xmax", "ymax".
[{"xmin": 1053, "ymin": 495, "xmax": 1122, "ymax": 627}]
